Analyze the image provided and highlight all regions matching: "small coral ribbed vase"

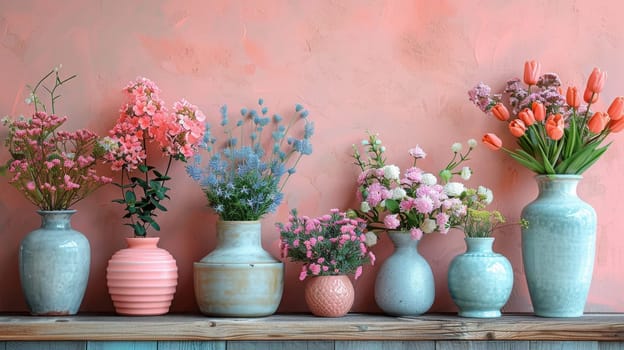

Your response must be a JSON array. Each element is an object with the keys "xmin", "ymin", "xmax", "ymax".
[
  {"xmin": 106, "ymin": 237, "xmax": 178, "ymax": 315},
  {"xmin": 304, "ymin": 275, "xmax": 354, "ymax": 317}
]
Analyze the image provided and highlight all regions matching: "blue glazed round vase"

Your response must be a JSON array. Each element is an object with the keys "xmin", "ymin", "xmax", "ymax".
[
  {"xmin": 448, "ymin": 237, "xmax": 513, "ymax": 318},
  {"xmin": 374, "ymin": 231, "xmax": 434, "ymax": 316},
  {"xmin": 19, "ymin": 210, "xmax": 90, "ymax": 315},
  {"xmin": 521, "ymin": 175, "xmax": 596, "ymax": 317}
]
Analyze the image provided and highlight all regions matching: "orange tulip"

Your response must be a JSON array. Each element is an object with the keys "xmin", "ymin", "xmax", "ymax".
[
  {"xmin": 509, "ymin": 119, "xmax": 527, "ymax": 137},
  {"xmin": 518, "ymin": 108, "xmax": 535, "ymax": 126},
  {"xmin": 566, "ymin": 86, "xmax": 581, "ymax": 108},
  {"xmin": 587, "ymin": 112, "xmax": 609, "ymax": 134},
  {"xmin": 532, "ymin": 101, "xmax": 546, "ymax": 122},
  {"xmin": 583, "ymin": 88, "xmax": 598, "ymax": 104},
  {"xmin": 586, "ymin": 67, "xmax": 607, "ymax": 94},
  {"xmin": 608, "ymin": 118, "xmax": 624, "ymax": 133},
  {"xmin": 491, "ymin": 103, "xmax": 510, "ymax": 121},
  {"xmin": 607, "ymin": 97, "xmax": 624, "ymax": 121},
  {"xmin": 482, "ymin": 133, "xmax": 503, "ymax": 151},
  {"xmin": 545, "ymin": 114, "xmax": 565, "ymax": 141},
  {"xmin": 524, "ymin": 60, "xmax": 541, "ymax": 85}
]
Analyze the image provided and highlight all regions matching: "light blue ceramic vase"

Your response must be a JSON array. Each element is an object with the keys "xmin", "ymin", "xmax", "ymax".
[
  {"xmin": 194, "ymin": 220, "xmax": 284, "ymax": 317},
  {"xmin": 448, "ymin": 237, "xmax": 513, "ymax": 318},
  {"xmin": 374, "ymin": 231, "xmax": 434, "ymax": 316},
  {"xmin": 521, "ymin": 175, "xmax": 596, "ymax": 317},
  {"xmin": 19, "ymin": 210, "xmax": 90, "ymax": 315}
]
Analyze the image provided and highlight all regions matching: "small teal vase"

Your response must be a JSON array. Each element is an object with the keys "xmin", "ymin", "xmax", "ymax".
[
  {"xmin": 522, "ymin": 175, "xmax": 596, "ymax": 317},
  {"xmin": 374, "ymin": 231, "xmax": 434, "ymax": 316},
  {"xmin": 19, "ymin": 210, "xmax": 90, "ymax": 315},
  {"xmin": 448, "ymin": 237, "xmax": 513, "ymax": 318}
]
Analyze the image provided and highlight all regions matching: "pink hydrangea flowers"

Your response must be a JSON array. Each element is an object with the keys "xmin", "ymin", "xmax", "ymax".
[
  {"xmin": 278, "ymin": 209, "xmax": 376, "ymax": 281},
  {"xmin": 103, "ymin": 77, "xmax": 205, "ymax": 171},
  {"xmin": 102, "ymin": 77, "xmax": 206, "ymax": 237}
]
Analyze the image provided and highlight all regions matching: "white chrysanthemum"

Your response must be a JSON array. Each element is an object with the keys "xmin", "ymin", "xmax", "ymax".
[
  {"xmin": 451, "ymin": 142, "xmax": 463, "ymax": 153},
  {"xmin": 392, "ymin": 187, "xmax": 407, "ymax": 200},
  {"xmin": 460, "ymin": 167, "xmax": 472, "ymax": 180},
  {"xmin": 360, "ymin": 201, "xmax": 371, "ymax": 213},
  {"xmin": 382, "ymin": 165, "xmax": 401, "ymax": 180},
  {"xmin": 478, "ymin": 186, "xmax": 494, "ymax": 205},
  {"xmin": 444, "ymin": 182, "xmax": 465, "ymax": 197},
  {"xmin": 365, "ymin": 232, "xmax": 378, "ymax": 247},
  {"xmin": 421, "ymin": 173, "xmax": 437, "ymax": 185},
  {"xmin": 467, "ymin": 139, "xmax": 477, "ymax": 148},
  {"xmin": 421, "ymin": 218, "xmax": 437, "ymax": 234}
]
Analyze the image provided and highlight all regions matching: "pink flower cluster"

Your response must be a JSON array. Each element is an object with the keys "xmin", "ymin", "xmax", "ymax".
[
  {"xmin": 104, "ymin": 77, "xmax": 206, "ymax": 171},
  {"xmin": 357, "ymin": 163, "xmax": 466, "ymax": 238},
  {"xmin": 278, "ymin": 209, "xmax": 376, "ymax": 281},
  {"xmin": 4, "ymin": 112, "xmax": 112, "ymax": 210}
]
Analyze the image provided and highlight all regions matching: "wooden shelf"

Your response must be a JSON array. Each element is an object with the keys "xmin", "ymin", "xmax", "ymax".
[{"xmin": 1, "ymin": 313, "xmax": 624, "ymax": 341}]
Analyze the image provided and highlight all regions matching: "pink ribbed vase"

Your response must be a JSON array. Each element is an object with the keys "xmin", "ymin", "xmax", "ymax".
[
  {"xmin": 304, "ymin": 275, "xmax": 355, "ymax": 317},
  {"xmin": 106, "ymin": 237, "xmax": 178, "ymax": 315}
]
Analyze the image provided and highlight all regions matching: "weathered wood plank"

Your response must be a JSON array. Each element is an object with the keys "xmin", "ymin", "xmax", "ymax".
[
  {"xmin": 227, "ymin": 341, "xmax": 333, "ymax": 350},
  {"xmin": 529, "ymin": 341, "xmax": 598, "ymax": 350},
  {"xmin": 598, "ymin": 343, "xmax": 624, "ymax": 350},
  {"xmin": 337, "ymin": 340, "xmax": 434, "ymax": 349},
  {"xmin": 157, "ymin": 341, "xmax": 225, "ymax": 350},
  {"xmin": 87, "ymin": 341, "xmax": 157, "ymax": 350},
  {"xmin": 6, "ymin": 341, "xmax": 85, "ymax": 350},
  {"xmin": 0, "ymin": 314, "xmax": 624, "ymax": 341},
  {"xmin": 436, "ymin": 341, "xmax": 529, "ymax": 349}
]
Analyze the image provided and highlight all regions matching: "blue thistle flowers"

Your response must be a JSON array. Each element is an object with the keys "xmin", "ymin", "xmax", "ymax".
[{"xmin": 187, "ymin": 98, "xmax": 314, "ymax": 221}]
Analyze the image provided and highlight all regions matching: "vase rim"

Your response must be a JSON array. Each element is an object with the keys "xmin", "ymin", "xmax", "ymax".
[
  {"xmin": 535, "ymin": 174, "xmax": 583, "ymax": 180},
  {"xmin": 464, "ymin": 236, "xmax": 495, "ymax": 241},
  {"xmin": 217, "ymin": 220, "xmax": 261, "ymax": 224},
  {"xmin": 36, "ymin": 209, "xmax": 77, "ymax": 215},
  {"xmin": 126, "ymin": 236, "xmax": 160, "ymax": 241}
]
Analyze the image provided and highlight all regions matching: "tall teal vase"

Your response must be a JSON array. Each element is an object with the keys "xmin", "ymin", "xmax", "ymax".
[
  {"xmin": 521, "ymin": 175, "xmax": 596, "ymax": 317},
  {"xmin": 19, "ymin": 210, "xmax": 90, "ymax": 315},
  {"xmin": 448, "ymin": 237, "xmax": 513, "ymax": 318},
  {"xmin": 374, "ymin": 231, "xmax": 434, "ymax": 316}
]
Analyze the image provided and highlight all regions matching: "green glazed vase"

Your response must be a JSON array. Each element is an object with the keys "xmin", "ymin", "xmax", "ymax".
[{"xmin": 521, "ymin": 175, "xmax": 596, "ymax": 317}]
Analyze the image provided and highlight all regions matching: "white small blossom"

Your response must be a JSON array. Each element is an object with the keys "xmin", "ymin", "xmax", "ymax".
[
  {"xmin": 360, "ymin": 201, "xmax": 371, "ymax": 213},
  {"xmin": 382, "ymin": 165, "xmax": 401, "ymax": 180},
  {"xmin": 460, "ymin": 167, "xmax": 472, "ymax": 180},
  {"xmin": 451, "ymin": 142, "xmax": 463, "ymax": 153},
  {"xmin": 467, "ymin": 139, "xmax": 477, "ymax": 148},
  {"xmin": 421, "ymin": 218, "xmax": 437, "ymax": 234},
  {"xmin": 444, "ymin": 182, "xmax": 465, "ymax": 197},
  {"xmin": 361, "ymin": 139, "xmax": 369, "ymax": 145},
  {"xmin": 380, "ymin": 200, "xmax": 386, "ymax": 208},
  {"xmin": 478, "ymin": 186, "xmax": 494, "ymax": 205},
  {"xmin": 380, "ymin": 146, "xmax": 386, "ymax": 152},
  {"xmin": 365, "ymin": 232, "xmax": 378, "ymax": 247},
  {"xmin": 392, "ymin": 187, "xmax": 407, "ymax": 200},
  {"xmin": 375, "ymin": 139, "xmax": 382, "ymax": 145},
  {"xmin": 421, "ymin": 173, "xmax": 437, "ymax": 185}
]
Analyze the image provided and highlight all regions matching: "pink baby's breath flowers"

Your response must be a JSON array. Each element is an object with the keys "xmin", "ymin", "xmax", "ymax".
[{"xmin": 3, "ymin": 111, "xmax": 110, "ymax": 210}]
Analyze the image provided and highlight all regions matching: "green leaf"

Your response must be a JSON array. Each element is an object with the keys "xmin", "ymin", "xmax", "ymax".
[
  {"xmin": 112, "ymin": 199, "xmax": 126, "ymax": 204},
  {"xmin": 150, "ymin": 220, "xmax": 161, "ymax": 231},
  {"xmin": 125, "ymin": 190, "xmax": 136, "ymax": 203},
  {"xmin": 133, "ymin": 224, "xmax": 146, "ymax": 236},
  {"xmin": 385, "ymin": 199, "xmax": 399, "ymax": 213}
]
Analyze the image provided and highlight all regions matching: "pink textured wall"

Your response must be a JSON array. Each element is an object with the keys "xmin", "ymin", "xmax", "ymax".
[{"xmin": 1, "ymin": 0, "xmax": 624, "ymax": 314}]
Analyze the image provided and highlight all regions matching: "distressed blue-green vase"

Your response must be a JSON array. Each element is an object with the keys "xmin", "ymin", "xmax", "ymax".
[
  {"xmin": 522, "ymin": 175, "xmax": 596, "ymax": 317},
  {"xmin": 374, "ymin": 231, "xmax": 434, "ymax": 316},
  {"xmin": 448, "ymin": 237, "xmax": 513, "ymax": 318},
  {"xmin": 19, "ymin": 210, "xmax": 90, "ymax": 315}
]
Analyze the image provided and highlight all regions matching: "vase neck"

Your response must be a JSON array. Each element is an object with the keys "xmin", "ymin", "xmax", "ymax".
[
  {"xmin": 125, "ymin": 237, "xmax": 160, "ymax": 249},
  {"xmin": 37, "ymin": 210, "xmax": 76, "ymax": 230},
  {"xmin": 217, "ymin": 220, "xmax": 262, "ymax": 248},
  {"xmin": 465, "ymin": 237, "xmax": 494, "ymax": 253},
  {"xmin": 536, "ymin": 175, "xmax": 581, "ymax": 197},
  {"xmin": 388, "ymin": 231, "xmax": 419, "ymax": 250}
]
